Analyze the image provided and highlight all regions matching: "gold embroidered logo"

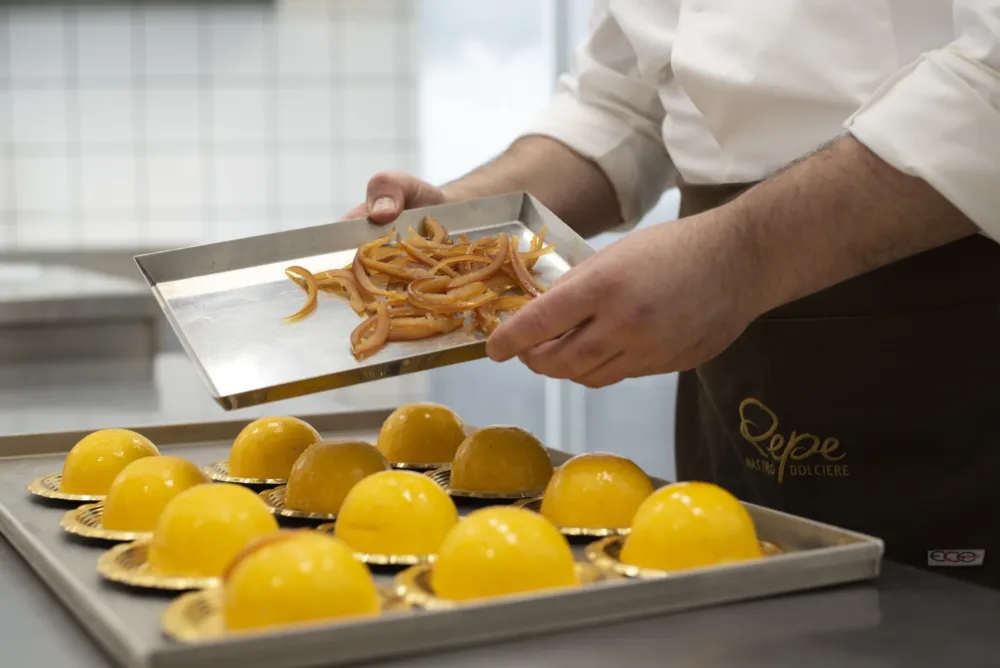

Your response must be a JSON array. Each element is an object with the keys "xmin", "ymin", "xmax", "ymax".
[{"xmin": 738, "ymin": 398, "xmax": 848, "ymax": 482}]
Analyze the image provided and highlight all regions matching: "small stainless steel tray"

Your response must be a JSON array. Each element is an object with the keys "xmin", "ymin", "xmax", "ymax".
[
  {"xmin": 0, "ymin": 411, "xmax": 883, "ymax": 668},
  {"xmin": 134, "ymin": 193, "xmax": 594, "ymax": 409}
]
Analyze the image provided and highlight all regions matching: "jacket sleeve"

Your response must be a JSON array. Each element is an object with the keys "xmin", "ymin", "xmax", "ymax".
[
  {"xmin": 522, "ymin": 0, "xmax": 676, "ymax": 228},
  {"xmin": 846, "ymin": 1, "xmax": 1000, "ymax": 241}
]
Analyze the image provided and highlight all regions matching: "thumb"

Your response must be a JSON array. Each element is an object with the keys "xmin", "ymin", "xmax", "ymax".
[{"xmin": 366, "ymin": 171, "xmax": 420, "ymax": 225}]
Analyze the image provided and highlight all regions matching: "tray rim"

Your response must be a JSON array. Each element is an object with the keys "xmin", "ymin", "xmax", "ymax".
[
  {"xmin": 133, "ymin": 192, "xmax": 595, "ymax": 410},
  {"xmin": 0, "ymin": 410, "xmax": 886, "ymax": 668}
]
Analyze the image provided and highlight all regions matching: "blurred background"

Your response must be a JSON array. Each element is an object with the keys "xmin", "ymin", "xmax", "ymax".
[{"xmin": 0, "ymin": 0, "xmax": 681, "ymax": 479}]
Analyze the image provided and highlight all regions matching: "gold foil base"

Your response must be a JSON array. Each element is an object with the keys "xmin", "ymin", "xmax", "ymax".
[
  {"xmin": 425, "ymin": 468, "xmax": 544, "ymax": 501},
  {"xmin": 585, "ymin": 535, "xmax": 786, "ymax": 579},
  {"xmin": 314, "ymin": 523, "xmax": 435, "ymax": 567},
  {"xmin": 97, "ymin": 540, "xmax": 220, "ymax": 591},
  {"xmin": 259, "ymin": 486, "xmax": 338, "ymax": 522},
  {"xmin": 60, "ymin": 503, "xmax": 152, "ymax": 543},
  {"xmin": 394, "ymin": 561, "xmax": 612, "ymax": 611},
  {"xmin": 389, "ymin": 461, "xmax": 449, "ymax": 471},
  {"xmin": 27, "ymin": 474, "xmax": 105, "ymax": 503},
  {"xmin": 203, "ymin": 460, "xmax": 287, "ymax": 486},
  {"xmin": 162, "ymin": 586, "xmax": 407, "ymax": 643},
  {"xmin": 512, "ymin": 497, "xmax": 631, "ymax": 538}
]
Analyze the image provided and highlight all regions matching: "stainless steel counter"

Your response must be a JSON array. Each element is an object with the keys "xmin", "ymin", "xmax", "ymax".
[{"xmin": 3, "ymin": 353, "xmax": 1000, "ymax": 667}]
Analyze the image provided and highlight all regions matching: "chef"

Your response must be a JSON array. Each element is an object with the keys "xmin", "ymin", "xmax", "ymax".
[{"xmin": 344, "ymin": 1, "xmax": 1000, "ymax": 589}]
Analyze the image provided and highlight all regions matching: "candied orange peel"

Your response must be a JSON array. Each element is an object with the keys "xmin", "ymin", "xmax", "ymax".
[{"xmin": 283, "ymin": 217, "xmax": 553, "ymax": 359}]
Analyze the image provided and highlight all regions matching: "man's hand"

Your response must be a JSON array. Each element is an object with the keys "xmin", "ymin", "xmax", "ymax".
[
  {"xmin": 341, "ymin": 172, "xmax": 448, "ymax": 225},
  {"xmin": 487, "ymin": 135, "xmax": 977, "ymax": 388},
  {"xmin": 486, "ymin": 211, "xmax": 764, "ymax": 388}
]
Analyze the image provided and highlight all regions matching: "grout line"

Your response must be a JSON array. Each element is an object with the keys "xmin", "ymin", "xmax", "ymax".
[
  {"xmin": 0, "ymin": 75, "xmax": 415, "ymax": 90},
  {"xmin": 8, "ymin": 139, "xmax": 418, "ymax": 156},
  {"xmin": 131, "ymin": 6, "xmax": 149, "ymax": 246},
  {"xmin": 264, "ymin": 5, "xmax": 279, "ymax": 233},
  {"xmin": 197, "ymin": 5, "xmax": 214, "ymax": 241},
  {"xmin": 65, "ymin": 4, "xmax": 82, "ymax": 247},
  {"xmin": 1, "ymin": 5, "xmax": 14, "ymax": 249},
  {"xmin": 330, "ymin": 0, "xmax": 346, "ymax": 217}
]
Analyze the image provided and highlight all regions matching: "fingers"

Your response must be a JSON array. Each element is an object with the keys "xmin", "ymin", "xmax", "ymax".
[
  {"xmin": 518, "ymin": 320, "xmax": 620, "ymax": 380},
  {"xmin": 486, "ymin": 278, "xmax": 596, "ymax": 362},
  {"xmin": 365, "ymin": 172, "xmax": 410, "ymax": 224},
  {"xmin": 340, "ymin": 203, "xmax": 369, "ymax": 221},
  {"xmin": 575, "ymin": 352, "xmax": 628, "ymax": 389}
]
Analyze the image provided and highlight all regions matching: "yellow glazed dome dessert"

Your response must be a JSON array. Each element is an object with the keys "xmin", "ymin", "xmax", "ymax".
[
  {"xmin": 284, "ymin": 441, "xmax": 390, "ymax": 515},
  {"xmin": 376, "ymin": 403, "xmax": 467, "ymax": 465},
  {"xmin": 335, "ymin": 470, "xmax": 459, "ymax": 557},
  {"xmin": 223, "ymin": 531, "xmax": 381, "ymax": 632},
  {"xmin": 102, "ymin": 456, "xmax": 209, "ymax": 532},
  {"xmin": 449, "ymin": 426, "xmax": 553, "ymax": 494},
  {"xmin": 432, "ymin": 506, "xmax": 578, "ymax": 601},
  {"xmin": 148, "ymin": 483, "xmax": 279, "ymax": 579},
  {"xmin": 540, "ymin": 453, "xmax": 654, "ymax": 529},
  {"xmin": 620, "ymin": 481, "xmax": 762, "ymax": 572},
  {"xmin": 228, "ymin": 416, "xmax": 321, "ymax": 479},
  {"xmin": 60, "ymin": 429, "xmax": 159, "ymax": 495}
]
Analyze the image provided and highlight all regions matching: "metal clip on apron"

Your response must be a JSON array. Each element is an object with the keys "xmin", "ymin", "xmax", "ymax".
[{"xmin": 674, "ymin": 180, "xmax": 1000, "ymax": 590}]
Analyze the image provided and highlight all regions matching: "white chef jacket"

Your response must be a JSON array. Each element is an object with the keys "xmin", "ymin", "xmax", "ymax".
[{"xmin": 525, "ymin": 1, "xmax": 1000, "ymax": 239}]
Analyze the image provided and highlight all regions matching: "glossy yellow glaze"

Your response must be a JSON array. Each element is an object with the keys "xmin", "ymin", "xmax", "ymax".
[
  {"xmin": 223, "ymin": 531, "xmax": 380, "ymax": 631},
  {"xmin": 620, "ymin": 481, "xmax": 763, "ymax": 572},
  {"xmin": 376, "ymin": 403, "xmax": 467, "ymax": 464},
  {"xmin": 540, "ymin": 453, "xmax": 654, "ymax": 529},
  {"xmin": 102, "ymin": 456, "xmax": 209, "ymax": 532},
  {"xmin": 60, "ymin": 429, "xmax": 159, "ymax": 495},
  {"xmin": 147, "ymin": 484, "xmax": 279, "ymax": 578},
  {"xmin": 449, "ymin": 426, "xmax": 553, "ymax": 494},
  {"xmin": 227, "ymin": 416, "xmax": 321, "ymax": 479},
  {"xmin": 284, "ymin": 441, "xmax": 390, "ymax": 515},
  {"xmin": 335, "ymin": 470, "xmax": 459, "ymax": 556},
  {"xmin": 431, "ymin": 506, "xmax": 578, "ymax": 601}
]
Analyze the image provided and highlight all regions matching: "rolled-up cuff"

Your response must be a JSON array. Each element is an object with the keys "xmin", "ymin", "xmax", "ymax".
[
  {"xmin": 523, "ymin": 90, "xmax": 674, "ymax": 229},
  {"xmin": 846, "ymin": 48, "xmax": 1000, "ymax": 242}
]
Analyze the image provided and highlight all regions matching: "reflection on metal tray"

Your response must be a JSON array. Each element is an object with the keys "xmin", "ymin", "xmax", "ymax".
[
  {"xmin": 134, "ymin": 193, "xmax": 595, "ymax": 409},
  {"xmin": 0, "ymin": 411, "xmax": 883, "ymax": 668}
]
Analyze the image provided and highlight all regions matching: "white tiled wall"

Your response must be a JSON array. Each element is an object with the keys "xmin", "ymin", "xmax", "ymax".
[{"xmin": 0, "ymin": 1, "xmax": 418, "ymax": 250}]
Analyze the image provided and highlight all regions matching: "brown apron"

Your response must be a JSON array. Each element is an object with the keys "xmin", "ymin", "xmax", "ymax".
[{"xmin": 675, "ymin": 181, "xmax": 1000, "ymax": 589}]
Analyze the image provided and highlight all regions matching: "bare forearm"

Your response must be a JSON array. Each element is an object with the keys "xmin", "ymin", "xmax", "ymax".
[
  {"xmin": 440, "ymin": 135, "xmax": 622, "ymax": 238},
  {"xmin": 721, "ymin": 135, "xmax": 979, "ymax": 315}
]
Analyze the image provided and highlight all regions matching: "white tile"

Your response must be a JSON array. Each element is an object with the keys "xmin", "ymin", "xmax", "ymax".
[
  {"xmin": 80, "ymin": 215, "xmax": 140, "ymax": 248},
  {"xmin": 341, "ymin": 149, "xmax": 413, "ymax": 205},
  {"xmin": 147, "ymin": 156, "xmax": 203, "ymax": 208},
  {"xmin": 212, "ymin": 155, "xmax": 268, "ymax": 208},
  {"xmin": 145, "ymin": 89, "xmax": 201, "ymax": 144},
  {"xmin": 276, "ymin": 87, "xmax": 334, "ymax": 142},
  {"xmin": 277, "ymin": 153, "xmax": 335, "ymax": 208},
  {"xmin": 208, "ymin": 13, "xmax": 268, "ymax": 77},
  {"xmin": 13, "ymin": 156, "xmax": 71, "ymax": 212},
  {"xmin": 78, "ymin": 89, "xmax": 134, "ymax": 144},
  {"xmin": 76, "ymin": 10, "xmax": 132, "ymax": 80},
  {"xmin": 212, "ymin": 213, "xmax": 272, "ymax": 242},
  {"xmin": 0, "ymin": 91, "xmax": 9, "ymax": 145},
  {"xmin": 145, "ymin": 216, "xmax": 207, "ymax": 246},
  {"xmin": 8, "ymin": 8, "xmax": 66, "ymax": 79},
  {"xmin": 275, "ymin": 0, "xmax": 330, "ymax": 22},
  {"xmin": 80, "ymin": 156, "xmax": 137, "ymax": 209},
  {"xmin": 342, "ymin": 23, "xmax": 397, "ymax": 76},
  {"xmin": 210, "ymin": 88, "xmax": 267, "ymax": 143},
  {"xmin": 10, "ymin": 89, "xmax": 68, "ymax": 144},
  {"xmin": 275, "ymin": 21, "xmax": 333, "ymax": 78},
  {"xmin": 13, "ymin": 214, "xmax": 74, "ymax": 249},
  {"xmin": 340, "ymin": 0, "xmax": 403, "ymax": 22},
  {"xmin": 343, "ymin": 86, "xmax": 401, "ymax": 141},
  {"xmin": 144, "ymin": 16, "xmax": 200, "ymax": 78}
]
